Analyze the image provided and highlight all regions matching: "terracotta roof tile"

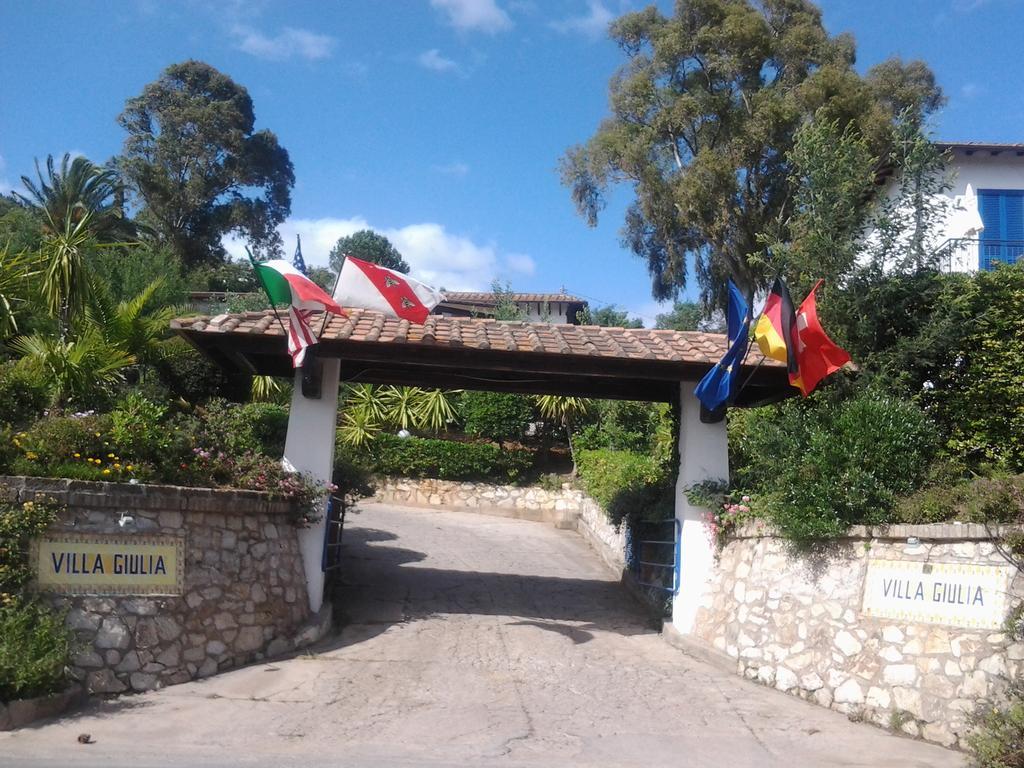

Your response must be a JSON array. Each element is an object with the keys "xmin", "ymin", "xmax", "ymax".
[
  {"xmin": 171, "ymin": 309, "xmax": 780, "ymax": 369},
  {"xmin": 441, "ymin": 291, "xmax": 586, "ymax": 304}
]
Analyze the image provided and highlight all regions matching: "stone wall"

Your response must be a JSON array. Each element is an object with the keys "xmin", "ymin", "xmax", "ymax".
[
  {"xmin": 691, "ymin": 523, "xmax": 1024, "ymax": 749},
  {"xmin": 373, "ymin": 476, "xmax": 586, "ymax": 527},
  {"xmin": 4, "ymin": 476, "xmax": 331, "ymax": 697}
]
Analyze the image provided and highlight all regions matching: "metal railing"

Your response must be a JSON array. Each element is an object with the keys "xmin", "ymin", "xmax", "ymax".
[{"xmin": 933, "ymin": 238, "xmax": 1024, "ymax": 272}]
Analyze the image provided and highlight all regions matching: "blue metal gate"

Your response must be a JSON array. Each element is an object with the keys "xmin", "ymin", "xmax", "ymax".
[
  {"xmin": 321, "ymin": 494, "xmax": 347, "ymax": 572},
  {"xmin": 629, "ymin": 518, "xmax": 681, "ymax": 596}
]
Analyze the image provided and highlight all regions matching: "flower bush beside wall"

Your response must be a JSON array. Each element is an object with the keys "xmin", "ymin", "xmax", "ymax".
[
  {"xmin": 575, "ymin": 448, "xmax": 674, "ymax": 527},
  {"xmin": 0, "ymin": 393, "xmax": 332, "ymax": 527},
  {"xmin": 0, "ymin": 494, "xmax": 72, "ymax": 702}
]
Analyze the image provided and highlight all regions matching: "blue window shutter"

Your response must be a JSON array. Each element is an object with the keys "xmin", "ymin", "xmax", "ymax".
[{"xmin": 978, "ymin": 189, "xmax": 1024, "ymax": 269}]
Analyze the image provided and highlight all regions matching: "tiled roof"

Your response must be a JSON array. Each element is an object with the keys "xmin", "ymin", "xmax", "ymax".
[
  {"xmin": 170, "ymin": 309, "xmax": 779, "ymax": 368},
  {"xmin": 441, "ymin": 291, "xmax": 587, "ymax": 305},
  {"xmin": 937, "ymin": 141, "xmax": 1024, "ymax": 152}
]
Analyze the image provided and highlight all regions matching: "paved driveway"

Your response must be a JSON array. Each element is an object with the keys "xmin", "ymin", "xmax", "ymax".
[{"xmin": 2, "ymin": 503, "xmax": 964, "ymax": 768}]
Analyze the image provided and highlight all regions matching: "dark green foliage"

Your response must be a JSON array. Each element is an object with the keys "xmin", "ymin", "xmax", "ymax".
[
  {"xmin": 154, "ymin": 337, "xmax": 236, "ymax": 403},
  {"xmin": 896, "ymin": 474, "xmax": 1024, "ymax": 526},
  {"xmin": 188, "ymin": 259, "xmax": 261, "ymax": 292},
  {"xmin": 361, "ymin": 434, "xmax": 533, "ymax": 482},
  {"xmin": 177, "ymin": 399, "xmax": 289, "ymax": 459},
  {"xmin": 0, "ymin": 493, "xmax": 71, "ymax": 701},
  {"xmin": 0, "ymin": 601, "xmax": 71, "ymax": 702},
  {"xmin": 927, "ymin": 265, "xmax": 1024, "ymax": 472},
  {"xmin": 575, "ymin": 449, "xmax": 673, "ymax": 526},
  {"xmin": 968, "ymin": 681, "xmax": 1024, "ymax": 768},
  {"xmin": 119, "ymin": 60, "xmax": 294, "ymax": 265},
  {"xmin": 328, "ymin": 230, "xmax": 408, "ymax": 274},
  {"xmin": 654, "ymin": 302, "xmax": 704, "ymax": 331},
  {"xmin": 732, "ymin": 391, "xmax": 939, "ymax": 545},
  {"xmin": 307, "ymin": 267, "xmax": 336, "ymax": 292},
  {"xmin": 574, "ymin": 400, "xmax": 665, "ymax": 454},
  {"xmin": 88, "ymin": 244, "xmax": 188, "ymax": 307},
  {"xmin": 332, "ymin": 451, "xmax": 376, "ymax": 505},
  {"xmin": 0, "ymin": 364, "xmax": 49, "ymax": 428},
  {"xmin": 578, "ymin": 305, "xmax": 643, "ymax": 328},
  {"xmin": 488, "ymin": 280, "xmax": 525, "ymax": 321},
  {"xmin": 460, "ymin": 391, "xmax": 534, "ymax": 445}
]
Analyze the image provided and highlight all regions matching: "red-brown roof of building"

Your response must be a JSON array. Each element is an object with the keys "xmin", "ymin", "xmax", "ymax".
[
  {"xmin": 441, "ymin": 291, "xmax": 586, "ymax": 305},
  {"xmin": 171, "ymin": 308, "xmax": 778, "ymax": 368}
]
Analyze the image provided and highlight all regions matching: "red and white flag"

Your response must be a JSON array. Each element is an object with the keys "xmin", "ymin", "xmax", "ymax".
[{"xmin": 333, "ymin": 256, "xmax": 444, "ymax": 324}]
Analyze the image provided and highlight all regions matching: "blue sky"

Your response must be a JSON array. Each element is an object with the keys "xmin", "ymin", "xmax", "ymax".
[{"xmin": 2, "ymin": 0, "xmax": 1022, "ymax": 325}]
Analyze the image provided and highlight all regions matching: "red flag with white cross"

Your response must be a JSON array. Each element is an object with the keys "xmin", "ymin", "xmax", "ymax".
[{"xmin": 790, "ymin": 280, "xmax": 851, "ymax": 396}]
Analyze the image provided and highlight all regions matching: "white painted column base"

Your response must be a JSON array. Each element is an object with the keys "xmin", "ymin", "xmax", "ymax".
[
  {"xmin": 672, "ymin": 384, "xmax": 729, "ymax": 635},
  {"xmin": 282, "ymin": 359, "xmax": 341, "ymax": 613}
]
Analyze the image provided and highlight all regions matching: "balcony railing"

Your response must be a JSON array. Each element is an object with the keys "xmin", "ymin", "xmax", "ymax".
[{"xmin": 933, "ymin": 238, "xmax": 1024, "ymax": 272}]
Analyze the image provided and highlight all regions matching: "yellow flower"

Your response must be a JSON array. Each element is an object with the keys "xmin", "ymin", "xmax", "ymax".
[
  {"xmin": 126, "ymin": 465, "xmax": 134, "ymax": 471},
  {"xmin": 113, "ymin": 463, "xmax": 121, "ymax": 469},
  {"xmin": 94, "ymin": 432, "xmax": 101, "ymax": 437},
  {"xmin": 107, "ymin": 453, "xmax": 115, "ymax": 458},
  {"xmin": 102, "ymin": 469, "xmax": 111, "ymax": 475},
  {"xmin": 26, "ymin": 451, "xmax": 38, "ymax": 460},
  {"xmin": 74, "ymin": 453, "xmax": 81, "ymax": 458}
]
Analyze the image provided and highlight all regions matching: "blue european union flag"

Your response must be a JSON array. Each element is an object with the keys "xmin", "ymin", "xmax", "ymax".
[{"xmin": 694, "ymin": 280, "xmax": 751, "ymax": 413}]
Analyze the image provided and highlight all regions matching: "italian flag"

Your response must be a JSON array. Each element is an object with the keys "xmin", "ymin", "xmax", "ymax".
[
  {"xmin": 251, "ymin": 259, "xmax": 346, "ymax": 368},
  {"xmin": 333, "ymin": 256, "xmax": 444, "ymax": 325}
]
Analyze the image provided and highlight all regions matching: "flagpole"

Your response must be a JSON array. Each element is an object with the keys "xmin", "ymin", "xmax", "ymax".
[
  {"xmin": 246, "ymin": 247, "xmax": 290, "ymax": 339},
  {"xmin": 320, "ymin": 253, "xmax": 346, "ymax": 337}
]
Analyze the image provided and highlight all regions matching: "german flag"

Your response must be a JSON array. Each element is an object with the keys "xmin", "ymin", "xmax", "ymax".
[{"xmin": 753, "ymin": 277, "xmax": 799, "ymax": 380}]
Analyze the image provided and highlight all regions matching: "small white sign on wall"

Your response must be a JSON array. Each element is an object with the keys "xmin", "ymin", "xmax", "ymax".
[{"xmin": 862, "ymin": 559, "xmax": 1012, "ymax": 630}]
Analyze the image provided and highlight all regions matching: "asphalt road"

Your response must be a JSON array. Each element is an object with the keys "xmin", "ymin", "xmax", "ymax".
[{"xmin": 1, "ymin": 502, "xmax": 965, "ymax": 767}]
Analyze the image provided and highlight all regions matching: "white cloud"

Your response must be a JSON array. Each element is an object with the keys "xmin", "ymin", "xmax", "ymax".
[
  {"xmin": 505, "ymin": 253, "xmax": 535, "ymax": 275},
  {"xmin": 430, "ymin": 0, "xmax": 512, "ymax": 33},
  {"xmin": 224, "ymin": 216, "xmax": 528, "ymax": 291},
  {"xmin": 0, "ymin": 155, "xmax": 12, "ymax": 195},
  {"xmin": 549, "ymin": 0, "xmax": 613, "ymax": 39},
  {"xmin": 231, "ymin": 25, "xmax": 335, "ymax": 61},
  {"xmin": 418, "ymin": 48, "xmax": 460, "ymax": 73},
  {"xmin": 432, "ymin": 161, "xmax": 470, "ymax": 177},
  {"xmin": 960, "ymin": 82, "xmax": 983, "ymax": 99}
]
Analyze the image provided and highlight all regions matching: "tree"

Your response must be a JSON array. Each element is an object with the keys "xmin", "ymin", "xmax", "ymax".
[
  {"xmin": 560, "ymin": 0, "xmax": 943, "ymax": 310},
  {"xmin": 328, "ymin": 230, "xmax": 409, "ymax": 274},
  {"xmin": 307, "ymin": 267, "xmax": 336, "ymax": 292},
  {"xmin": 489, "ymin": 280, "xmax": 525, "ymax": 321},
  {"xmin": 16, "ymin": 154, "xmax": 133, "ymax": 242},
  {"xmin": 578, "ymin": 305, "xmax": 643, "ymax": 328},
  {"xmin": 0, "ymin": 245, "xmax": 38, "ymax": 338},
  {"xmin": 118, "ymin": 60, "xmax": 294, "ymax": 267},
  {"xmin": 654, "ymin": 302, "xmax": 702, "ymax": 331}
]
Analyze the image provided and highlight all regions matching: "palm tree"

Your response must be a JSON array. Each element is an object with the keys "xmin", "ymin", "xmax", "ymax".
[
  {"xmin": 16, "ymin": 154, "xmax": 134, "ymax": 333},
  {"xmin": 0, "ymin": 244, "xmax": 39, "ymax": 337},
  {"xmin": 87, "ymin": 277, "xmax": 175, "ymax": 365},
  {"xmin": 535, "ymin": 395, "xmax": 591, "ymax": 474},
  {"xmin": 10, "ymin": 330, "xmax": 135, "ymax": 409},
  {"xmin": 16, "ymin": 154, "xmax": 131, "ymax": 241}
]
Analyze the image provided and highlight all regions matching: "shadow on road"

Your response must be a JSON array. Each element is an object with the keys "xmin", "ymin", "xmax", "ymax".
[{"xmin": 322, "ymin": 520, "xmax": 657, "ymax": 655}]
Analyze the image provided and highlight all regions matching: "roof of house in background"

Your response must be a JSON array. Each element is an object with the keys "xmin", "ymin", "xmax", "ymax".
[
  {"xmin": 936, "ymin": 141, "xmax": 1024, "ymax": 155},
  {"xmin": 171, "ymin": 309, "xmax": 789, "ymax": 404},
  {"xmin": 440, "ymin": 291, "xmax": 587, "ymax": 305}
]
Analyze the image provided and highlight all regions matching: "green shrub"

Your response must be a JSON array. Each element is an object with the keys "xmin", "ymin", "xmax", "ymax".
[
  {"xmin": 110, "ymin": 393, "xmax": 171, "ymax": 460},
  {"xmin": 460, "ymin": 391, "xmax": 534, "ymax": 444},
  {"xmin": 0, "ymin": 601, "xmax": 72, "ymax": 701},
  {"xmin": 576, "ymin": 449, "xmax": 673, "ymax": 526},
  {"xmin": 574, "ymin": 400, "xmax": 667, "ymax": 454},
  {"xmin": 735, "ymin": 391, "xmax": 939, "ymax": 545},
  {"xmin": 896, "ymin": 474, "xmax": 1024, "ymax": 525},
  {"xmin": 1, "ymin": 495, "xmax": 61, "ymax": 595},
  {"xmin": 155, "ymin": 338, "xmax": 234, "ymax": 403},
  {"xmin": 968, "ymin": 682, "xmax": 1024, "ymax": 768},
  {"xmin": 927, "ymin": 264, "xmax": 1024, "ymax": 472},
  {"xmin": 178, "ymin": 399, "xmax": 288, "ymax": 459},
  {"xmin": 361, "ymin": 433, "xmax": 533, "ymax": 482},
  {"xmin": 0, "ymin": 364, "xmax": 49, "ymax": 428}
]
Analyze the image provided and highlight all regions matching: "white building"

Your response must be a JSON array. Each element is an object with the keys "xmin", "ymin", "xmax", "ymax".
[
  {"xmin": 433, "ymin": 291, "xmax": 588, "ymax": 324},
  {"xmin": 903, "ymin": 142, "xmax": 1024, "ymax": 272}
]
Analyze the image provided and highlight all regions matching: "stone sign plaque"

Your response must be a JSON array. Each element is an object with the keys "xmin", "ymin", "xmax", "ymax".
[
  {"xmin": 862, "ymin": 558, "xmax": 1012, "ymax": 629},
  {"xmin": 32, "ymin": 533, "xmax": 184, "ymax": 596}
]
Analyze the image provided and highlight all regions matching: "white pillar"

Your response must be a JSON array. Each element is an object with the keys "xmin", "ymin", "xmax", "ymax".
[
  {"xmin": 672, "ymin": 383, "xmax": 730, "ymax": 634},
  {"xmin": 282, "ymin": 358, "xmax": 341, "ymax": 612}
]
